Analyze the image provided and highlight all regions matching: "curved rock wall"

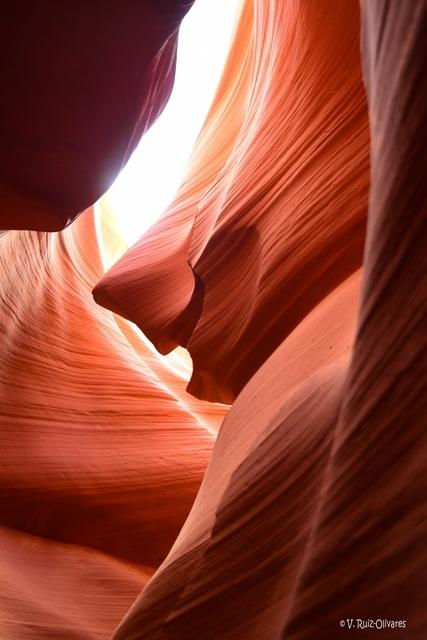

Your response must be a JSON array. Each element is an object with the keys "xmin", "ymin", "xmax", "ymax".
[
  {"xmin": 0, "ymin": 211, "xmax": 225, "ymax": 638},
  {"xmin": 0, "ymin": 0, "xmax": 426, "ymax": 639},
  {"xmin": 0, "ymin": 2, "xmax": 195, "ymax": 231},
  {"xmin": 94, "ymin": 0, "xmax": 370, "ymax": 403}
]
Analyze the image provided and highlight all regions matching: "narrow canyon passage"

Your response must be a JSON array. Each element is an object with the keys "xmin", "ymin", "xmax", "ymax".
[{"xmin": 0, "ymin": 1, "xmax": 426, "ymax": 639}]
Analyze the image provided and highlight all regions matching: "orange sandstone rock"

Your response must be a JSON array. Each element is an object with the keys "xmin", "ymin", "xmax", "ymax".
[
  {"xmin": 1, "ymin": 0, "xmax": 426, "ymax": 638},
  {"xmin": 0, "ymin": 210, "xmax": 225, "ymax": 637},
  {"xmin": 94, "ymin": 0, "xmax": 370, "ymax": 404}
]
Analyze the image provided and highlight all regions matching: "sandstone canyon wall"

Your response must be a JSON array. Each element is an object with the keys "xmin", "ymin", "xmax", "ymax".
[
  {"xmin": 0, "ymin": 1, "xmax": 426, "ymax": 639},
  {"xmin": 0, "ymin": 2, "xmax": 195, "ymax": 231},
  {"xmin": 94, "ymin": 0, "xmax": 371, "ymax": 404}
]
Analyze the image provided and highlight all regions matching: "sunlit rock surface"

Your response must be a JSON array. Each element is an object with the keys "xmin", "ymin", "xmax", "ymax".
[
  {"xmin": 1, "ymin": 0, "xmax": 426, "ymax": 639},
  {"xmin": 0, "ymin": 210, "xmax": 225, "ymax": 638},
  {"xmin": 94, "ymin": 0, "xmax": 370, "ymax": 403},
  {"xmin": 112, "ymin": 269, "xmax": 363, "ymax": 639}
]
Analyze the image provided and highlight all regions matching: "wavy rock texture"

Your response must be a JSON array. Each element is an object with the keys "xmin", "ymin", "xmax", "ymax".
[
  {"xmin": 0, "ymin": 210, "xmax": 226, "ymax": 638},
  {"xmin": 110, "ymin": 1, "xmax": 427, "ymax": 638},
  {"xmin": 281, "ymin": 3, "xmax": 427, "ymax": 636},
  {"xmin": 94, "ymin": 0, "xmax": 370, "ymax": 403},
  {"xmin": 1, "ymin": 0, "xmax": 426, "ymax": 639},
  {"xmin": 0, "ymin": 2, "xmax": 194, "ymax": 232},
  {"xmin": 112, "ymin": 269, "xmax": 363, "ymax": 640},
  {"xmin": 0, "ymin": 525, "xmax": 150, "ymax": 640}
]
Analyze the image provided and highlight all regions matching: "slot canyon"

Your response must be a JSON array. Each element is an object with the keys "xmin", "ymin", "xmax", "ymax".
[{"xmin": 0, "ymin": 1, "xmax": 426, "ymax": 639}]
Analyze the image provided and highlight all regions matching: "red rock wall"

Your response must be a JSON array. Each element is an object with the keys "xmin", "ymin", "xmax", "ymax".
[
  {"xmin": 0, "ymin": 211, "xmax": 225, "ymax": 638},
  {"xmin": 0, "ymin": 2, "xmax": 194, "ymax": 231},
  {"xmin": 94, "ymin": 0, "xmax": 370, "ymax": 404},
  {"xmin": 1, "ymin": 0, "xmax": 426, "ymax": 638}
]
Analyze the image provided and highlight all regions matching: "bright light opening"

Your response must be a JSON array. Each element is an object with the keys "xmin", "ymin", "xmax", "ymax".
[{"xmin": 105, "ymin": 0, "xmax": 242, "ymax": 248}]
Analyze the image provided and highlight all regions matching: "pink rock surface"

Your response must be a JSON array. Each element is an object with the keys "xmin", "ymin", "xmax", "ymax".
[
  {"xmin": 112, "ymin": 270, "xmax": 363, "ymax": 639},
  {"xmin": 0, "ymin": 525, "xmax": 150, "ymax": 640},
  {"xmin": 0, "ymin": 211, "xmax": 225, "ymax": 637},
  {"xmin": 1, "ymin": 0, "xmax": 426, "ymax": 638},
  {"xmin": 94, "ymin": 0, "xmax": 370, "ymax": 403}
]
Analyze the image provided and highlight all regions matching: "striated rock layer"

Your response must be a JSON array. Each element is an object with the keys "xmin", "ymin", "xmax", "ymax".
[
  {"xmin": 1, "ymin": 0, "xmax": 426, "ymax": 638},
  {"xmin": 0, "ymin": 210, "xmax": 225, "ymax": 638},
  {"xmin": 112, "ymin": 269, "xmax": 363, "ymax": 639},
  {"xmin": 0, "ymin": 525, "xmax": 150, "ymax": 640},
  {"xmin": 110, "ymin": 1, "xmax": 427, "ymax": 638},
  {"xmin": 94, "ymin": 0, "xmax": 370, "ymax": 403}
]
